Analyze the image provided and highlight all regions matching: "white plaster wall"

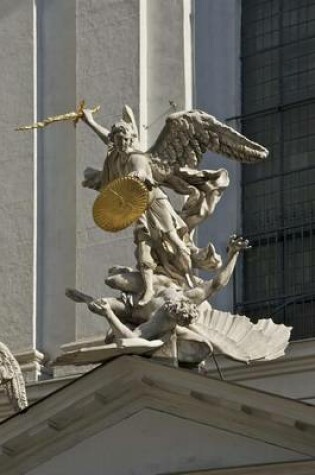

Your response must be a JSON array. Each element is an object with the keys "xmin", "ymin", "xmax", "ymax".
[
  {"xmin": 195, "ymin": 0, "xmax": 242, "ymax": 311},
  {"xmin": 0, "ymin": 0, "xmax": 35, "ymax": 352},
  {"xmin": 74, "ymin": 0, "xmax": 141, "ymax": 340},
  {"xmin": 146, "ymin": 0, "xmax": 187, "ymax": 147},
  {"xmin": 27, "ymin": 409, "xmax": 305, "ymax": 475},
  {"xmin": 145, "ymin": 0, "xmax": 191, "ymax": 215}
]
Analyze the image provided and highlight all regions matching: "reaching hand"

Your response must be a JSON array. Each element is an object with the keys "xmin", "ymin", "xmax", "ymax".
[
  {"xmin": 128, "ymin": 170, "xmax": 153, "ymax": 189},
  {"xmin": 88, "ymin": 298, "xmax": 110, "ymax": 314},
  {"xmin": 228, "ymin": 234, "xmax": 251, "ymax": 254}
]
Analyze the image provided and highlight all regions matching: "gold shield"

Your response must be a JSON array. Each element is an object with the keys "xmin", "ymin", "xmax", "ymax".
[{"xmin": 92, "ymin": 176, "xmax": 149, "ymax": 232}]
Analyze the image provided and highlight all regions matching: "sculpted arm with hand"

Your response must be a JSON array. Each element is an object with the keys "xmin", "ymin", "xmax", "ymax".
[{"xmin": 185, "ymin": 235, "xmax": 251, "ymax": 305}]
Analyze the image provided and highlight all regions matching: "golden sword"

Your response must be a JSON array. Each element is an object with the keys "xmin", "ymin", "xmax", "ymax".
[{"xmin": 15, "ymin": 100, "xmax": 100, "ymax": 131}]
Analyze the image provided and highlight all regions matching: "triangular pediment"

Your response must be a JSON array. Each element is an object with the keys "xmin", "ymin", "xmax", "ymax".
[{"xmin": 0, "ymin": 356, "xmax": 314, "ymax": 475}]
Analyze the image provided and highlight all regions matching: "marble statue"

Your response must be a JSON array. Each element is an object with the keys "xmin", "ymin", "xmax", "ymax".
[
  {"xmin": 56, "ymin": 105, "xmax": 291, "ymax": 368},
  {"xmin": 0, "ymin": 342, "xmax": 28, "ymax": 411}
]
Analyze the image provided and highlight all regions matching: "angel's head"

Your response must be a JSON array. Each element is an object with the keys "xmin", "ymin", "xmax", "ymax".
[
  {"xmin": 109, "ymin": 105, "xmax": 139, "ymax": 152},
  {"xmin": 109, "ymin": 121, "xmax": 135, "ymax": 152}
]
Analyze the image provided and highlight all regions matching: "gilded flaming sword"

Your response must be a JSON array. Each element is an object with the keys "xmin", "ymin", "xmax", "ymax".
[{"xmin": 15, "ymin": 100, "xmax": 100, "ymax": 131}]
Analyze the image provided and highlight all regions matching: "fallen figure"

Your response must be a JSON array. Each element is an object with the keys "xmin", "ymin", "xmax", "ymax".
[{"xmin": 56, "ymin": 236, "xmax": 291, "ymax": 368}]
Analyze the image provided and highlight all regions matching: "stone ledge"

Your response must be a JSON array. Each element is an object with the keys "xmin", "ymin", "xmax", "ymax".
[
  {"xmin": 0, "ymin": 375, "xmax": 77, "ymax": 422},
  {"xmin": 14, "ymin": 349, "xmax": 47, "ymax": 383},
  {"xmin": 203, "ymin": 338, "xmax": 315, "ymax": 381},
  {"xmin": 167, "ymin": 459, "xmax": 315, "ymax": 475}
]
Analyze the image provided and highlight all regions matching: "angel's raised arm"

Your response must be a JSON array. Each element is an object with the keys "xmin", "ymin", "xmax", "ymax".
[{"xmin": 82, "ymin": 108, "xmax": 109, "ymax": 146}]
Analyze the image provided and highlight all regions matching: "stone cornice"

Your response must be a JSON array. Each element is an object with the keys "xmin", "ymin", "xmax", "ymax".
[
  {"xmin": 168, "ymin": 459, "xmax": 315, "ymax": 475},
  {"xmin": 206, "ymin": 353, "xmax": 315, "ymax": 381},
  {"xmin": 0, "ymin": 375, "xmax": 77, "ymax": 421},
  {"xmin": 204, "ymin": 339, "xmax": 315, "ymax": 381},
  {"xmin": 14, "ymin": 349, "xmax": 47, "ymax": 382},
  {"xmin": 0, "ymin": 356, "xmax": 314, "ymax": 474},
  {"xmin": 14, "ymin": 349, "xmax": 45, "ymax": 366}
]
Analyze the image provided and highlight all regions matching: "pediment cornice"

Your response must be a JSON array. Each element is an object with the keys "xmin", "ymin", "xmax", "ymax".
[{"xmin": 0, "ymin": 356, "xmax": 314, "ymax": 474}]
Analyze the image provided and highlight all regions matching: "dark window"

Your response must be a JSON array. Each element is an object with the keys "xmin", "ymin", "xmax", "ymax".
[{"xmin": 237, "ymin": 0, "xmax": 315, "ymax": 339}]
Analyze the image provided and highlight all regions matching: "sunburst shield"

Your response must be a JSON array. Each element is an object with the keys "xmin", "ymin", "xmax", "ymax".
[{"xmin": 92, "ymin": 176, "xmax": 150, "ymax": 232}]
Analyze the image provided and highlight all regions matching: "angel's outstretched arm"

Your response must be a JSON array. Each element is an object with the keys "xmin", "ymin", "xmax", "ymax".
[
  {"xmin": 82, "ymin": 109, "xmax": 110, "ymax": 145},
  {"xmin": 185, "ymin": 235, "xmax": 250, "ymax": 304}
]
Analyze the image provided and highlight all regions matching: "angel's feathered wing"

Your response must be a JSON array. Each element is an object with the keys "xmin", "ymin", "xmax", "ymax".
[
  {"xmin": 0, "ymin": 342, "xmax": 28, "ymax": 411},
  {"xmin": 148, "ymin": 109, "xmax": 269, "ymax": 174}
]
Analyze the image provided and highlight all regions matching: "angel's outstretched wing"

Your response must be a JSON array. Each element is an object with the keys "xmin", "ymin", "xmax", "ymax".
[
  {"xmin": 148, "ymin": 110, "xmax": 269, "ymax": 170},
  {"xmin": 0, "ymin": 342, "xmax": 28, "ymax": 411}
]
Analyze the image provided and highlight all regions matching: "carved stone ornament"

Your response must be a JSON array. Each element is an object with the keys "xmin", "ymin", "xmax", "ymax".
[
  {"xmin": 52, "ymin": 104, "xmax": 291, "ymax": 369},
  {"xmin": 0, "ymin": 342, "xmax": 28, "ymax": 411}
]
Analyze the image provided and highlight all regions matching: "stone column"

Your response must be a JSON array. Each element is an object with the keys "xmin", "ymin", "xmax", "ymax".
[
  {"xmin": 36, "ymin": 0, "xmax": 77, "ymax": 360},
  {"xmin": 145, "ymin": 0, "xmax": 193, "ymax": 147}
]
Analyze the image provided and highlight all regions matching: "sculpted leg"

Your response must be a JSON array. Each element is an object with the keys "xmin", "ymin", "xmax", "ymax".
[
  {"xmin": 167, "ymin": 231, "xmax": 194, "ymax": 288},
  {"xmin": 138, "ymin": 267, "xmax": 154, "ymax": 306},
  {"xmin": 136, "ymin": 240, "xmax": 155, "ymax": 306}
]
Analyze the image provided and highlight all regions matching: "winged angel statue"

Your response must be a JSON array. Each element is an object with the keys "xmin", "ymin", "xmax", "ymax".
[{"xmin": 61, "ymin": 105, "xmax": 291, "ymax": 369}]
